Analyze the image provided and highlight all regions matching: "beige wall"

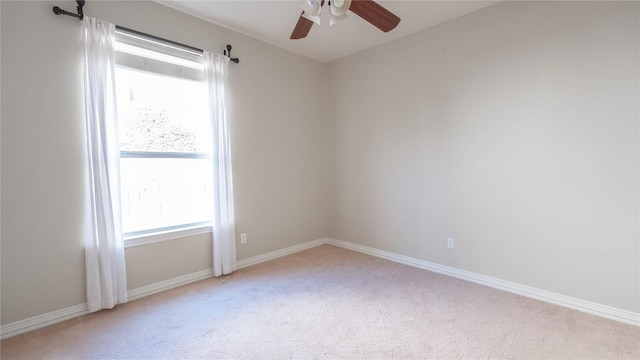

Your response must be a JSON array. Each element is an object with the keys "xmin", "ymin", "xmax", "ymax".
[
  {"xmin": 1, "ymin": 0, "xmax": 327, "ymax": 325},
  {"xmin": 327, "ymin": 1, "xmax": 639, "ymax": 312}
]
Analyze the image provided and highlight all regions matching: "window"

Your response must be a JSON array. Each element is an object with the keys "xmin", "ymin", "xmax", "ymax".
[{"xmin": 114, "ymin": 31, "xmax": 213, "ymax": 238}]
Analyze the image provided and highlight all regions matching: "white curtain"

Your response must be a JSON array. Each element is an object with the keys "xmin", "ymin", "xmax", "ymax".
[
  {"xmin": 82, "ymin": 16, "xmax": 128, "ymax": 312},
  {"xmin": 204, "ymin": 52, "xmax": 237, "ymax": 276}
]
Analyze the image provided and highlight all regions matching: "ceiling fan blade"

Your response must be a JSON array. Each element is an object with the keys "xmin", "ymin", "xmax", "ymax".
[
  {"xmin": 290, "ymin": 12, "xmax": 314, "ymax": 39},
  {"xmin": 349, "ymin": 0, "xmax": 400, "ymax": 32}
]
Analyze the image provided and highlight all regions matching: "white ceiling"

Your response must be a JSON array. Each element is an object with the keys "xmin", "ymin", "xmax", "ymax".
[{"xmin": 158, "ymin": 0, "xmax": 501, "ymax": 63}]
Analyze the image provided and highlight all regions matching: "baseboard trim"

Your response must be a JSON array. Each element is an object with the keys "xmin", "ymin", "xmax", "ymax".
[
  {"xmin": 127, "ymin": 268, "xmax": 214, "ymax": 301},
  {"xmin": 3, "ymin": 236, "xmax": 636, "ymax": 340},
  {"xmin": 0, "ymin": 268, "xmax": 216, "ymax": 340},
  {"xmin": 237, "ymin": 238, "xmax": 327, "ymax": 270},
  {"xmin": 0, "ymin": 303, "xmax": 90, "ymax": 340},
  {"xmin": 1, "ymin": 238, "xmax": 327, "ymax": 340},
  {"xmin": 326, "ymin": 238, "xmax": 639, "ymax": 327}
]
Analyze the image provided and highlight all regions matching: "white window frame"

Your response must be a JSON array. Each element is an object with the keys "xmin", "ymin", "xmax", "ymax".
[
  {"xmin": 115, "ymin": 30, "xmax": 213, "ymax": 245},
  {"xmin": 124, "ymin": 224, "xmax": 212, "ymax": 248}
]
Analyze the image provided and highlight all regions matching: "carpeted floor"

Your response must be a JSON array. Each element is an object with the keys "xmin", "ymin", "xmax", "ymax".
[{"xmin": 1, "ymin": 244, "xmax": 639, "ymax": 359}]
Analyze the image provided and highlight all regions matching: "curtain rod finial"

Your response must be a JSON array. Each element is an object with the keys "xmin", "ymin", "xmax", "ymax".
[{"xmin": 224, "ymin": 44, "xmax": 239, "ymax": 64}]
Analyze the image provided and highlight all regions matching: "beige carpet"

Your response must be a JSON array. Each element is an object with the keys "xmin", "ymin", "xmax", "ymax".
[{"xmin": 1, "ymin": 245, "xmax": 638, "ymax": 359}]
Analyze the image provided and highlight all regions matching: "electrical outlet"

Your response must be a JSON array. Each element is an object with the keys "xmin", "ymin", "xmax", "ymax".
[
  {"xmin": 240, "ymin": 233, "xmax": 247, "ymax": 244},
  {"xmin": 447, "ymin": 238, "xmax": 455, "ymax": 249}
]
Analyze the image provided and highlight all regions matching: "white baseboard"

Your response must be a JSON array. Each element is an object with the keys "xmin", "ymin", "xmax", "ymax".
[
  {"xmin": 3, "ymin": 236, "xmax": 637, "ymax": 340},
  {"xmin": 0, "ymin": 238, "xmax": 326, "ymax": 340},
  {"xmin": 127, "ymin": 268, "xmax": 214, "ymax": 301},
  {"xmin": 326, "ymin": 238, "xmax": 640, "ymax": 327},
  {"xmin": 0, "ymin": 268, "xmax": 216, "ymax": 340},
  {"xmin": 236, "ymin": 237, "xmax": 327, "ymax": 269},
  {"xmin": 0, "ymin": 303, "xmax": 90, "ymax": 340}
]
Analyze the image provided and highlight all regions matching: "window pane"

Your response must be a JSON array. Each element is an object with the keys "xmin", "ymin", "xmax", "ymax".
[
  {"xmin": 119, "ymin": 157, "xmax": 213, "ymax": 235},
  {"xmin": 115, "ymin": 39, "xmax": 213, "ymax": 237},
  {"xmin": 116, "ymin": 66, "xmax": 211, "ymax": 153}
]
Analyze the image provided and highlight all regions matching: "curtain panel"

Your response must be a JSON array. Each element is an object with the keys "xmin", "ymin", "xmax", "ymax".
[
  {"xmin": 82, "ymin": 16, "xmax": 128, "ymax": 312},
  {"xmin": 204, "ymin": 52, "xmax": 237, "ymax": 276}
]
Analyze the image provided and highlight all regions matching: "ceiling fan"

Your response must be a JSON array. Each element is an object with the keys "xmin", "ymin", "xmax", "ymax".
[{"xmin": 290, "ymin": 0, "xmax": 401, "ymax": 40}]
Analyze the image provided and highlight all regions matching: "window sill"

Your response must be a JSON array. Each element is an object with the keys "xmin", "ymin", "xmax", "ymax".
[{"xmin": 124, "ymin": 225, "xmax": 213, "ymax": 248}]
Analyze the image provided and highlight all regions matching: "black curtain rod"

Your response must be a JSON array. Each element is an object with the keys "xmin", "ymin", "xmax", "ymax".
[
  {"xmin": 52, "ymin": 2, "xmax": 239, "ymax": 64},
  {"xmin": 116, "ymin": 25, "xmax": 204, "ymax": 54}
]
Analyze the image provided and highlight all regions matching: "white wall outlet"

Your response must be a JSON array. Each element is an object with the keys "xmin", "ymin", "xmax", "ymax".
[
  {"xmin": 447, "ymin": 238, "xmax": 455, "ymax": 249},
  {"xmin": 240, "ymin": 233, "xmax": 247, "ymax": 244}
]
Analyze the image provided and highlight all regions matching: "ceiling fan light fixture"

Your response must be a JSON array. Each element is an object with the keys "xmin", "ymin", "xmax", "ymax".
[
  {"xmin": 330, "ymin": 0, "xmax": 351, "ymax": 16},
  {"xmin": 291, "ymin": 0, "xmax": 400, "ymax": 40},
  {"xmin": 301, "ymin": 0, "xmax": 322, "ymax": 25},
  {"xmin": 301, "ymin": 0, "xmax": 321, "ymax": 16}
]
